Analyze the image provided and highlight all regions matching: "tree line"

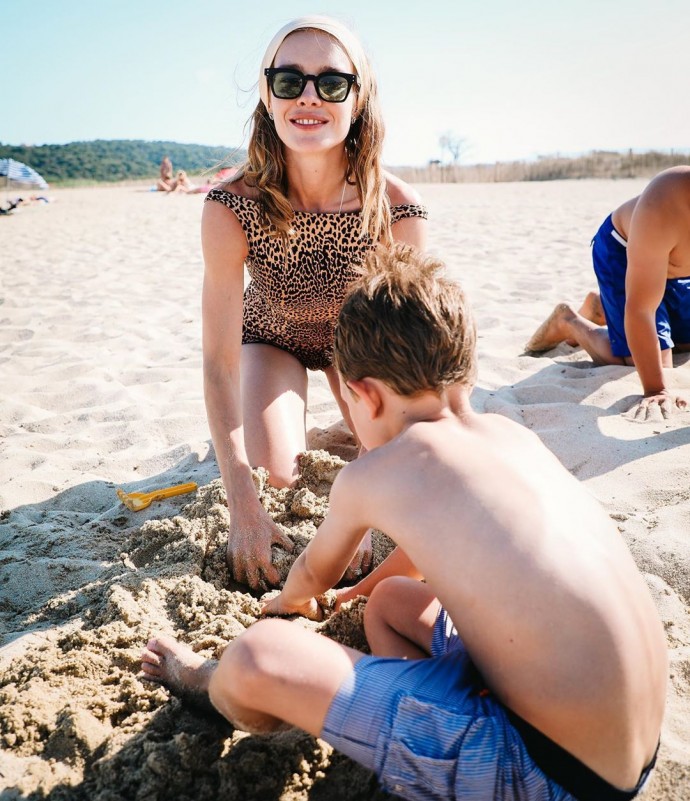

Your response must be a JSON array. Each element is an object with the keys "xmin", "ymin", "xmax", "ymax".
[{"xmin": 0, "ymin": 140, "xmax": 246, "ymax": 184}]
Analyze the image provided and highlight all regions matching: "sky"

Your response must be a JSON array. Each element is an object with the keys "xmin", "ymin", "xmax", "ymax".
[{"xmin": 4, "ymin": 0, "xmax": 689, "ymax": 166}]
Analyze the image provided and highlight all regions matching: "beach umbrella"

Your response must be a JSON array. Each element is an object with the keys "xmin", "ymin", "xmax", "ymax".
[{"xmin": 0, "ymin": 158, "xmax": 49, "ymax": 190}]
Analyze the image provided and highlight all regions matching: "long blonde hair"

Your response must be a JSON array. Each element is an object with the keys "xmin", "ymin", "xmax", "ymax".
[{"xmin": 236, "ymin": 16, "xmax": 391, "ymax": 243}]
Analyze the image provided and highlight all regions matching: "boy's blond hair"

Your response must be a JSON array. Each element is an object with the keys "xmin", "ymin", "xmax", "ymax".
[{"xmin": 334, "ymin": 244, "xmax": 477, "ymax": 395}]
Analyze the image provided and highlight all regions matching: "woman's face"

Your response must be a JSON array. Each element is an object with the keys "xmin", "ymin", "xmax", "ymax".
[{"xmin": 269, "ymin": 30, "xmax": 357, "ymax": 157}]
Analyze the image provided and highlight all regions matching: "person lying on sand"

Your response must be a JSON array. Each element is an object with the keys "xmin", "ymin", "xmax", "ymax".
[
  {"xmin": 526, "ymin": 165, "xmax": 690, "ymax": 420},
  {"xmin": 168, "ymin": 170, "xmax": 195, "ymax": 193},
  {"xmin": 142, "ymin": 244, "xmax": 667, "ymax": 801}
]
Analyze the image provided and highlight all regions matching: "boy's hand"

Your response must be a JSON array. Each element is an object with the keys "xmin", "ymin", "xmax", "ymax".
[
  {"xmin": 625, "ymin": 391, "xmax": 688, "ymax": 421},
  {"xmin": 261, "ymin": 593, "xmax": 323, "ymax": 621},
  {"xmin": 333, "ymin": 585, "xmax": 364, "ymax": 613}
]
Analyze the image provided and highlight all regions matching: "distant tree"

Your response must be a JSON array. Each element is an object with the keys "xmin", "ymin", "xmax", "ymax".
[
  {"xmin": 0, "ymin": 140, "xmax": 247, "ymax": 184},
  {"xmin": 438, "ymin": 131, "xmax": 469, "ymax": 164}
]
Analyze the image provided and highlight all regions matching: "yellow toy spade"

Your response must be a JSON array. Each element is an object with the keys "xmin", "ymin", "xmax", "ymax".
[{"xmin": 116, "ymin": 482, "xmax": 198, "ymax": 511}]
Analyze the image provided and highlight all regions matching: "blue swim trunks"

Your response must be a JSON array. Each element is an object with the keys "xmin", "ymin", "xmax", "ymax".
[
  {"xmin": 591, "ymin": 214, "xmax": 690, "ymax": 358},
  {"xmin": 321, "ymin": 606, "xmax": 657, "ymax": 801}
]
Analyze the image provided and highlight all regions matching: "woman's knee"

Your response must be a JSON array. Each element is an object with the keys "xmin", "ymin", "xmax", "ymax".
[{"xmin": 262, "ymin": 459, "xmax": 299, "ymax": 489}]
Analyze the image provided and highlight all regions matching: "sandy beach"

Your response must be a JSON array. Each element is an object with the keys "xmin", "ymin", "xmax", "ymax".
[{"xmin": 1, "ymin": 180, "xmax": 689, "ymax": 799}]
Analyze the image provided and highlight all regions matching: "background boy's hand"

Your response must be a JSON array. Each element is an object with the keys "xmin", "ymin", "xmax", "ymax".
[
  {"xmin": 261, "ymin": 593, "xmax": 323, "ymax": 621},
  {"xmin": 625, "ymin": 391, "xmax": 688, "ymax": 422}
]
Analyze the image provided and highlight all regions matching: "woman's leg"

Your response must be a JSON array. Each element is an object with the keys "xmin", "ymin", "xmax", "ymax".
[
  {"xmin": 241, "ymin": 344, "xmax": 309, "ymax": 488},
  {"xmin": 142, "ymin": 620, "xmax": 363, "ymax": 736},
  {"xmin": 364, "ymin": 577, "xmax": 440, "ymax": 659},
  {"xmin": 324, "ymin": 365, "xmax": 358, "ymax": 444},
  {"xmin": 323, "ymin": 365, "xmax": 375, "ymax": 576}
]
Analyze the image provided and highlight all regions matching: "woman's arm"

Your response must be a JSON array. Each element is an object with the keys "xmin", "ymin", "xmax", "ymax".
[
  {"xmin": 385, "ymin": 171, "xmax": 428, "ymax": 250},
  {"xmin": 201, "ymin": 200, "xmax": 293, "ymax": 589}
]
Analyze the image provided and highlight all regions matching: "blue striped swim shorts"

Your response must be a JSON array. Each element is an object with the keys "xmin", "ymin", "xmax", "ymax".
[{"xmin": 321, "ymin": 606, "xmax": 655, "ymax": 801}]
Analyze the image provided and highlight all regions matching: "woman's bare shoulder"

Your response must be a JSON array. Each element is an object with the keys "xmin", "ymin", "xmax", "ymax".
[
  {"xmin": 383, "ymin": 171, "xmax": 424, "ymax": 206},
  {"xmin": 213, "ymin": 174, "xmax": 260, "ymax": 201}
]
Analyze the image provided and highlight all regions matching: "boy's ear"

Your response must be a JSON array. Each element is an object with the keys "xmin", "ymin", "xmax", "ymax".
[{"xmin": 347, "ymin": 378, "xmax": 383, "ymax": 419}]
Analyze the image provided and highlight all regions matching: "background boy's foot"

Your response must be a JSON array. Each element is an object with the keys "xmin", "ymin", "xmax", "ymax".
[
  {"xmin": 564, "ymin": 291, "xmax": 606, "ymax": 345},
  {"xmin": 577, "ymin": 291, "xmax": 606, "ymax": 326},
  {"xmin": 525, "ymin": 303, "xmax": 577, "ymax": 353}
]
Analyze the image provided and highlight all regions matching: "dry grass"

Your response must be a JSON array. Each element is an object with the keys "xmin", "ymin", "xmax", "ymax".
[{"xmin": 390, "ymin": 149, "xmax": 690, "ymax": 183}]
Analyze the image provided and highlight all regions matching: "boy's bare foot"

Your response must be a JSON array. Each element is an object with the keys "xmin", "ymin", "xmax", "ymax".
[
  {"xmin": 578, "ymin": 291, "xmax": 606, "ymax": 326},
  {"xmin": 564, "ymin": 291, "xmax": 606, "ymax": 345},
  {"xmin": 525, "ymin": 303, "xmax": 576, "ymax": 353},
  {"xmin": 141, "ymin": 635, "xmax": 218, "ymax": 711}
]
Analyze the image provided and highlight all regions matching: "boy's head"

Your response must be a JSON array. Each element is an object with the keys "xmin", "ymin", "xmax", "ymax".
[{"xmin": 334, "ymin": 244, "xmax": 477, "ymax": 395}]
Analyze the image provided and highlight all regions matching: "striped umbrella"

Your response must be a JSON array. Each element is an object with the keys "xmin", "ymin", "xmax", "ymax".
[{"xmin": 0, "ymin": 158, "xmax": 49, "ymax": 190}]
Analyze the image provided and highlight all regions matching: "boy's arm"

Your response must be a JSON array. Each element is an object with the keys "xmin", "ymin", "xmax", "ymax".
[
  {"xmin": 624, "ymin": 194, "xmax": 687, "ymax": 418},
  {"xmin": 335, "ymin": 546, "xmax": 422, "ymax": 609},
  {"xmin": 262, "ymin": 467, "xmax": 370, "ymax": 618}
]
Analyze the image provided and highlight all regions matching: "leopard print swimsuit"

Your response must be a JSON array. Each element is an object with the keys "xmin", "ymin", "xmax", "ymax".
[{"xmin": 205, "ymin": 189, "xmax": 428, "ymax": 370}]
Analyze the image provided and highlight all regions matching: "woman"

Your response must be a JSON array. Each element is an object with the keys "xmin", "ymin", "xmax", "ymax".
[{"xmin": 202, "ymin": 15, "xmax": 427, "ymax": 590}]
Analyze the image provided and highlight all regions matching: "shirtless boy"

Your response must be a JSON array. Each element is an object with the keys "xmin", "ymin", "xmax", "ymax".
[
  {"xmin": 526, "ymin": 166, "xmax": 690, "ymax": 419},
  {"xmin": 142, "ymin": 245, "xmax": 667, "ymax": 801}
]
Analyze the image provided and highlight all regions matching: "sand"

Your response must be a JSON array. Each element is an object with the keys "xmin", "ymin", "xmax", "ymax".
[{"xmin": 1, "ymin": 180, "xmax": 689, "ymax": 799}]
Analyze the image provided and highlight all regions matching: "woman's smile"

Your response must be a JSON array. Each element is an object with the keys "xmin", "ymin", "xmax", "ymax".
[{"xmin": 290, "ymin": 117, "xmax": 328, "ymax": 128}]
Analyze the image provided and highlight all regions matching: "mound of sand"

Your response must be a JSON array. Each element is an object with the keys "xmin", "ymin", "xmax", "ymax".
[{"xmin": 0, "ymin": 450, "xmax": 394, "ymax": 800}]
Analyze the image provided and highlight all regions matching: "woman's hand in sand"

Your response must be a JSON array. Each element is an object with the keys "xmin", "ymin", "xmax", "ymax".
[
  {"xmin": 228, "ymin": 507, "xmax": 294, "ymax": 591},
  {"xmin": 343, "ymin": 528, "xmax": 373, "ymax": 581},
  {"xmin": 626, "ymin": 391, "xmax": 688, "ymax": 422},
  {"xmin": 261, "ymin": 593, "xmax": 323, "ymax": 621}
]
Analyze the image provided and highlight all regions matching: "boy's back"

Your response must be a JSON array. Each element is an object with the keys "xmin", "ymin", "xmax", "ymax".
[{"xmin": 337, "ymin": 405, "xmax": 667, "ymax": 790}]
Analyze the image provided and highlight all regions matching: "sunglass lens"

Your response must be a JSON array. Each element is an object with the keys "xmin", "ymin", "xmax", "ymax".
[
  {"xmin": 272, "ymin": 71, "xmax": 303, "ymax": 99},
  {"xmin": 317, "ymin": 74, "xmax": 350, "ymax": 101},
  {"xmin": 319, "ymin": 73, "xmax": 350, "ymax": 103}
]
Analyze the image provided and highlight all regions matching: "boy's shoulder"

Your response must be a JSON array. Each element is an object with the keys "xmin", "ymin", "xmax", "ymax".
[{"xmin": 335, "ymin": 413, "xmax": 545, "ymax": 490}]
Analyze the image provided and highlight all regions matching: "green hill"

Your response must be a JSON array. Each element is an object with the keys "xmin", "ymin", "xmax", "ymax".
[{"xmin": 0, "ymin": 140, "xmax": 246, "ymax": 184}]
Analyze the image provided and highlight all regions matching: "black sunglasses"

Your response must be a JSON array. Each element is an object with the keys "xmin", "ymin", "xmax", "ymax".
[{"xmin": 264, "ymin": 67, "xmax": 358, "ymax": 103}]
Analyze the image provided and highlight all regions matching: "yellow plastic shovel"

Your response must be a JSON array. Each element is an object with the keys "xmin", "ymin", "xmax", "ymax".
[{"xmin": 116, "ymin": 482, "xmax": 198, "ymax": 511}]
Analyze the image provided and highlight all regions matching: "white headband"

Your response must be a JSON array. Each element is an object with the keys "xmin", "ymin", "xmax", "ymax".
[{"xmin": 259, "ymin": 16, "xmax": 366, "ymax": 110}]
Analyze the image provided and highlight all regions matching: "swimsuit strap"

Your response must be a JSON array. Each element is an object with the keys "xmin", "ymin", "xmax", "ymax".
[{"xmin": 506, "ymin": 710, "xmax": 658, "ymax": 801}]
